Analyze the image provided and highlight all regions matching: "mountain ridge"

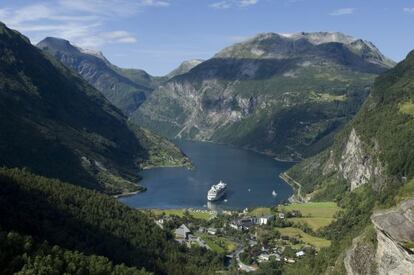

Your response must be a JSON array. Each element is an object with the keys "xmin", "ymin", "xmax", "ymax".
[{"xmin": 132, "ymin": 31, "xmax": 395, "ymax": 161}]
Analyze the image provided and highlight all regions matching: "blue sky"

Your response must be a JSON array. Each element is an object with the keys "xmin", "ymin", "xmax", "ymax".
[{"xmin": 0, "ymin": 0, "xmax": 413, "ymax": 75}]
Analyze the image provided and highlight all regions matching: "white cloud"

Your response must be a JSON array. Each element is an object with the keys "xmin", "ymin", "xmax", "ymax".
[
  {"xmin": 58, "ymin": 0, "xmax": 170, "ymax": 16},
  {"xmin": 141, "ymin": 0, "xmax": 170, "ymax": 7},
  {"xmin": 210, "ymin": 0, "xmax": 259, "ymax": 9},
  {"xmin": 210, "ymin": 1, "xmax": 232, "ymax": 9},
  {"xmin": 403, "ymin": 8, "xmax": 414, "ymax": 13},
  {"xmin": 329, "ymin": 8, "xmax": 354, "ymax": 16},
  {"xmin": 0, "ymin": 1, "xmax": 170, "ymax": 49},
  {"xmin": 239, "ymin": 0, "xmax": 258, "ymax": 7},
  {"xmin": 76, "ymin": 31, "xmax": 137, "ymax": 48}
]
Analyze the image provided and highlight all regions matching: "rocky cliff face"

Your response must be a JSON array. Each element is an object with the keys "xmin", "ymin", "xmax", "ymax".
[
  {"xmin": 322, "ymin": 128, "xmax": 385, "ymax": 191},
  {"xmin": 133, "ymin": 32, "xmax": 394, "ymax": 160},
  {"xmin": 345, "ymin": 199, "xmax": 414, "ymax": 275},
  {"xmin": 372, "ymin": 199, "xmax": 414, "ymax": 275}
]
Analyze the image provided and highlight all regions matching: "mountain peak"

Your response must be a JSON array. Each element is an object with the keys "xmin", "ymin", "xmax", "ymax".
[
  {"xmin": 167, "ymin": 59, "xmax": 204, "ymax": 78},
  {"xmin": 37, "ymin": 37, "xmax": 107, "ymax": 62},
  {"xmin": 37, "ymin": 37, "xmax": 77, "ymax": 53}
]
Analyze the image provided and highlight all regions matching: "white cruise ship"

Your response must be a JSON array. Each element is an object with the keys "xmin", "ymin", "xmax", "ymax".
[{"xmin": 207, "ymin": 181, "xmax": 227, "ymax": 201}]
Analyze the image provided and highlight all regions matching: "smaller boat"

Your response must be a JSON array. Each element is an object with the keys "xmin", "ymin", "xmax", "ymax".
[
  {"xmin": 224, "ymin": 199, "xmax": 228, "ymax": 203},
  {"xmin": 272, "ymin": 190, "xmax": 277, "ymax": 196},
  {"xmin": 248, "ymin": 188, "xmax": 251, "ymax": 192}
]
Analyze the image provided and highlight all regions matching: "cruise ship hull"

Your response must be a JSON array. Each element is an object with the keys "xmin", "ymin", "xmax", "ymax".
[
  {"xmin": 207, "ymin": 191, "xmax": 226, "ymax": 201},
  {"xmin": 207, "ymin": 181, "xmax": 227, "ymax": 201}
]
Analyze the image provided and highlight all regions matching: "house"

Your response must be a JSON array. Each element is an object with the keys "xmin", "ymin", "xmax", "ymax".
[
  {"xmin": 229, "ymin": 222, "xmax": 241, "ymax": 230},
  {"xmin": 175, "ymin": 224, "xmax": 191, "ymax": 240},
  {"xmin": 278, "ymin": 213, "xmax": 285, "ymax": 219},
  {"xmin": 257, "ymin": 253, "xmax": 270, "ymax": 262},
  {"xmin": 155, "ymin": 219, "xmax": 164, "ymax": 229},
  {"xmin": 296, "ymin": 251, "xmax": 305, "ymax": 257},
  {"xmin": 198, "ymin": 227, "xmax": 207, "ymax": 233},
  {"xmin": 258, "ymin": 253, "xmax": 281, "ymax": 263},
  {"xmin": 230, "ymin": 217, "xmax": 257, "ymax": 231},
  {"xmin": 207, "ymin": 228, "xmax": 217, "ymax": 235},
  {"xmin": 248, "ymin": 239, "xmax": 258, "ymax": 247},
  {"xmin": 284, "ymin": 257, "xmax": 296, "ymax": 263},
  {"xmin": 258, "ymin": 215, "xmax": 275, "ymax": 225}
]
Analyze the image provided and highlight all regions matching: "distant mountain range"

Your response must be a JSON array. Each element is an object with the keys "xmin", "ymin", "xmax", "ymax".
[
  {"xmin": 132, "ymin": 32, "xmax": 395, "ymax": 160},
  {"xmin": 0, "ymin": 22, "xmax": 188, "ymax": 194}
]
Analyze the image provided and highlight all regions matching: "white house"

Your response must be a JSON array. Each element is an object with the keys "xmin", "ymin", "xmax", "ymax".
[
  {"xmin": 296, "ymin": 251, "xmax": 305, "ymax": 257},
  {"xmin": 259, "ymin": 215, "xmax": 275, "ymax": 225},
  {"xmin": 207, "ymin": 228, "xmax": 217, "ymax": 235}
]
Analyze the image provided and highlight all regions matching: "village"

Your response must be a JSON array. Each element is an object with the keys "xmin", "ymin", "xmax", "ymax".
[{"xmin": 149, "ymin": 202, "xmax": 340, "ymax": 272}]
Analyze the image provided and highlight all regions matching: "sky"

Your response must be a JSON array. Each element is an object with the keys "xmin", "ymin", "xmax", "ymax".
[{"xmin": 0, "ymin": 0, "xmax": 413, "ymax": 76}]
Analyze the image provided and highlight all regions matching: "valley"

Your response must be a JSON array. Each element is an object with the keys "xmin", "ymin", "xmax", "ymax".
[{"xmin": 0, "ymin": 1, "xmax": 413, "ymax": 273}]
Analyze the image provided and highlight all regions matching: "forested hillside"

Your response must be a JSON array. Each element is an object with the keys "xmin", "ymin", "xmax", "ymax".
[{"xmin": 0, "ymin": 168, "xmax": 224, "ymax": 275}]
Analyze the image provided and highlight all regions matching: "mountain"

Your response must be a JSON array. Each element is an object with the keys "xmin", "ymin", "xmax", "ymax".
[
  {"xmin": 283, "ymin": 50, "xmax": 414, "ymax": 274},
  {"xmin": 0, "ymin": 22, "xmax": 188, "ymax": 194},
  {"xmin": 37, "ymin": 37, "xmax": 155, "ymax": 115},
  {"xmin": 0, "ymin": 168, "xmax": 223, "ymax": 274},
  {"xmin": 132, "ymin": 32, "xmax": 395, "ymax": 161},
  {"xmin": 167, "ymin": 59, "xmax": 204, "ymax": 78}
]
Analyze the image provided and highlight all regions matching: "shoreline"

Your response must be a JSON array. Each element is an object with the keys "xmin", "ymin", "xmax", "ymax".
[
  {"xmin": 113, "ymin": 190, "xmax": 141, "ymax": 199},
  {"xmin": 279, "ymin": 172, "xmax": 306, "ymax": 203},
  {"xmin": 174, "ymin": 138, "xmax": 300, "ymax": 164}
]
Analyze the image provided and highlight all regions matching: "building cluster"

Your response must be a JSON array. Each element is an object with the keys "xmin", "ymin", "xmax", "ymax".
[
  {"xmin": 229, "ymin": 215, "xmax": 276, "ymax": 231},
  {"xmin": 174, "ymin": 224, "xmax": 210, "ymax": 249}
]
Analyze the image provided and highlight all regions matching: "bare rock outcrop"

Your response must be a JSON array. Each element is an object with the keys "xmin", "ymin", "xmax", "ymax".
[
  {"xmin": 372, "ymin": 199, "xmax": 414, "ymax": 275},
  {"xmin": 338, "ymin": 128, "xmax": 384, "ymax": 191}
]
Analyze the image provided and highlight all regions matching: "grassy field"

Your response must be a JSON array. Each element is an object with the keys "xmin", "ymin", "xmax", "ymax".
[
  {"xmin": 248, "ymin": 207, "xmax": 273, "ymax": 217},
  {"xmin": 279, "ymin": 202, "xmax": 339, "ymax": 218},
  {"xmin": 400, "ymin": 101, "xmax": 414, "ymax": 117},
  {"xmin": 197, "ymin": 233, "xmax": 237, "ymax": 254},
  {"xmin": 279, "ymin": 202, "xmax": 340, "ymax": 230},
  {"xmin": 276, "ymin": 227, "xmax": 331, "ymax": 250},
  {"xmin": 288, "ymin": 217, "xmax": 335, "ymax": 230},
  {"xmin": 150, "ymin": 209, "xmax": 214, "ymax": 220}
]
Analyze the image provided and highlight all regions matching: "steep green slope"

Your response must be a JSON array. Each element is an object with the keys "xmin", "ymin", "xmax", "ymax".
[
  {"xmin": 0, "ymin": 168, "xmax": 224, "ymax": 275},
  {"xmin": 133, "ymin": 32, "xmax": 394, "ymax": 161},
  {"xmin": 283, "ymin": 50, "xmax": 414, "ymax": 274},
  {"xmin": 0, "ymin": 229, "xmax": 149, "ymax": 275},
  {"xmin": 0, "ymin": 22, "xmax": 187, "ymax": 194},
  {"xmin": 37, "ymin": 37, "xmax": 154, "ymax": 115},
  {"xmin": 287, "ymin": 50, "xmax": 414, "ymax": 200}
]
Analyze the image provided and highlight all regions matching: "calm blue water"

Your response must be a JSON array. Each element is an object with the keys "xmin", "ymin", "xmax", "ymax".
[{"xmin": 120, "ymin": 140, "xmax": 293, "ymax": 210}]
